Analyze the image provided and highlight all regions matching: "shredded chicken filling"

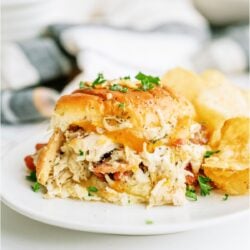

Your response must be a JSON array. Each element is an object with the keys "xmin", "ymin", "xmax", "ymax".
[{"xmin": 44, "ymin": 127, "xmax": 207, "ymax": 206}]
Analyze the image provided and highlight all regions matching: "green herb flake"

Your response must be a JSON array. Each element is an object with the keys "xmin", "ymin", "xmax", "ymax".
[
  {"xmin": 135, "ymin": 72, "xmax": 160, "ymax": 91},
  {"xmin": 32, "ymin": 182, "xmax": 40, "ymax": 192},
  {"xmin": 79, "ymin": 81, "xmax": 85, "ymax": 89},
  {"xmin": 26, "ymin": 171, "xmax": 37, "ymax": 182},
  {"xmin": 222, "ymin": 194, "xmax": 229, "ymax": 201},
  {"xmin": 79, "ymin": 150, "xmax": 84, "ymax": 156},
  {"xmin": 122, "ymin": 76, "xmax": 131, "ymax": 80},
  {"xmin": 204, "ymin": 150, "xmax": 220, "ymax": 158},
  {"xmin": 198, "ymin": 175, "xmax": 212, "ymax": 196},
  {"xmin": 87, "ymin": 186, "xmax": 98, "ymax": 193},
  {"xmin": 92, "ymin": 73, "xmax": 106, "ymax": 87},
  {"xmin": 185, "ymin": 186, "xmax": 197, "ymax": 201},
  {"xmin": 118, "ymin": 102, "xmax": 125, "ymax": 109},
  {"xmin": 145, "ymin": 219, "xmax": 154, "ymax": 225},
  {"xmin": 110, "ymin": 84, "xmax": 128, "ymax": 93}
]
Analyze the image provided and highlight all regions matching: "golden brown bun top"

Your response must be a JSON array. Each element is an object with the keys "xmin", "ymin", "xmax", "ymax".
[{"xmin": 51, "ymin": 80, "xmax": 196, "ymax": 145}]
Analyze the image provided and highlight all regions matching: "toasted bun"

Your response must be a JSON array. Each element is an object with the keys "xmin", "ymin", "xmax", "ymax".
[
  {"xmin": 51, "ymin": 84, "xmax": 195, "ymax": 141},
  {"xmin": 37, "ymin": 129, "xmax": 65, "ymax": 185}
]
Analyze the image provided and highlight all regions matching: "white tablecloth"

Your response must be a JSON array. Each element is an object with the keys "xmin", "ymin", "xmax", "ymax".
[{"xmin": 1, "ymin": 122, "xmax": 250, "ymax": 250}]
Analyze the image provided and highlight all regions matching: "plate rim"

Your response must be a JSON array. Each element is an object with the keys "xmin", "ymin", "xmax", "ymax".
[{"xmin": 2, "ymin": 195, "xmax": 249, "ymax": 235}]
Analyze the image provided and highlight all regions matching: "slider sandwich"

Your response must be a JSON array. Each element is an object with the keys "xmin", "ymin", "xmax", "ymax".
[{"xmin": 26, "ymin": 73, "xmax": 209, "ymax": 206}]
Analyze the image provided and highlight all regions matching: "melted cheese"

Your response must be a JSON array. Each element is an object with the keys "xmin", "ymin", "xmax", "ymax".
[{"xmin": 106, "ymin": 129, "xmax": 146, "ymax": 152}]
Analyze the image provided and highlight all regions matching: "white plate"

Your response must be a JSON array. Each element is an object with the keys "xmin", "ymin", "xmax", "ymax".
[{"xmin": 1, "ymin": 133, "xmax": 249, "ymax": 235}]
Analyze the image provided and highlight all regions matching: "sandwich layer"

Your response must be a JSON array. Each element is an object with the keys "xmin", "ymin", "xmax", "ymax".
[
  {"xmin": 52, "ymin": 86, "xmax": 196, "ymax": 144},
  {"xmin": 34, "ymin": 77, "xmax": 207, "ymax": 206}
]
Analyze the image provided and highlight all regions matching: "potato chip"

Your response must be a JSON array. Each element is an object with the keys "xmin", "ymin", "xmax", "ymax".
[
  {"xmin": 162, "ymin": 68, "xmax": 225, "ymax": 101},
  {"xmin": 194, "ymin": 83, "xmax": 248, "ymax": 132},
  {"xmin": 204, "ymin": 167, "xmax": 249, "ymax": 195},
  {"xmin": 201, "ymin": 70, "xmax": 249, "ymax": 114},
  {"xmin": 162, "ymin": 68, "xmax": 249, "ymax": 134},
  {"xmin": 203, "ymin": 117, "xmax": 250, "ymax": 194},
  {"xmin": 200, "ymin": 69, "xmax": 230, "ymax": 86},
  {"xmin": 162, "ymin": 67, "xmax": 205, "ymax": 101}
]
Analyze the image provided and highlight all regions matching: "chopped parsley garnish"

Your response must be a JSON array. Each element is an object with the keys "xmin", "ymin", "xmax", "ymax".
[
  {"xmin": 79, "ymin": 81, "xmax": 85, "ymax": 89},
  {"xmin": 145, "ymin": 219, "xmax": 154, "ymax": 225},
  {"xmin": 198, "ymin": 175, "xmax": 212, "ymax": 196},
  {"xmin": 87, "ymin": 186, "xmax": 98, "ymax": 193},
  {"xmin": 79, "ymin": 150, "xmax": 84, "ymax": 156},
  {"xmin": 222, "ymin": 194, "xmax": 229, "ymax": 201},
  {"xmin": 185, "ymin": 186, "xmax": 197, "ymax": 201},
  {"xmin": 79, "ymin": 81, "xmax": 92, "ymax": 89},
  {"xmin": 26, "ymin": 171, "xmax": 37, "ymax": 182},
  {"xmin": 118, "ymin": 102, "xmax": 125, "ymax": 109},
  {"xmin": 135, "ymin": 72, "xmax": 160, "ymax": 91},
  {"xmin": 204, "ymin": 150, "xmax": 220, "ymax": 158},
  {"xmin": 92, "ymin": 73, "xmax": 106, "ymax": 87},
  {"xmin": 122, "ymin": 76, "xmax": 131, "ymax": 80},
  {"xmin": 32, "ymin": 182, "xmax": 40, "ymax": 192},
  {"xmin": 110, "ymin": 84, "xmax": 128, "ymax": 93}
]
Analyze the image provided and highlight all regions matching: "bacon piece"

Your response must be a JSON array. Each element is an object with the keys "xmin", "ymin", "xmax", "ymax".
[
  {"xmin": 113, "ymin": 172, "xmax": 122, "ymax": 181},
  {"xmin": 35, "ymin": 143, "xmax": 47, "ymax": 151},
  {"xmin": 93, "ymin": 172, "xmax": 105, "ymax": 181},
  {"xmin": 24, "ymin": 155, "xmax": 36, "ymax": 171},
  {"xmin": 190, "ymin": 125, "xmax": 209, "ymax": 145},
  {"xmin": 186, "ymin": 175, "xmax": 197, "ymax": 186},
  {"xmin": 113, "ymin": 171, "xmax": 133, "ymax": 181},
  {"xmin": 185, "ymin": 163, "xmax": 197, "ymax": 186},
  {"xmin": 171, "ymin": 138, "xmax": 187, "ymax": 146}
]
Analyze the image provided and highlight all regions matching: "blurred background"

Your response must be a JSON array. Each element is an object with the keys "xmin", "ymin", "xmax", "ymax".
[{"xmin": 0, "ymin": 0, "xmax": 249, "ymax": 129}]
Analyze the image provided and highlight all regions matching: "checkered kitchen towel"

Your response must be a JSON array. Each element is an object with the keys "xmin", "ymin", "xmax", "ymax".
[
  {"xmin": 1, "ymin": 36, "xmax": 78, "ymax": 124},
  {"xmin": 2, "ymin": 35, "xmax": 78, "ymax": 91},
  {"xmin": 1, "ymin": 27, "xmax": 80, "ymax": 124}
]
